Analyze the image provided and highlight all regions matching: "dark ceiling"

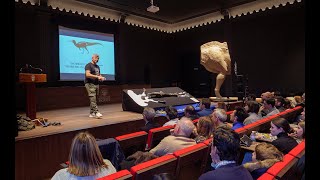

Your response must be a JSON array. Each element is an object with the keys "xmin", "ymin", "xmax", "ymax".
[{"xmin": 77, "ymin": 0, "xmax": 258, "ymax": 23}]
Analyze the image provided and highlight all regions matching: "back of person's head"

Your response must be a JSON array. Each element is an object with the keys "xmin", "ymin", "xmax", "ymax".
[
  {"xmin": 234, "ymin": 106, "xmax": 248, "ymax": 123},
  {"xmin": 213, "ymin": 126, "xmax": 240, "ymax": 161},
  {"xmin": 217, "ymin": 102, "xmax": 227, "ymax": 111},
  {"xmin": 294, "ymin": 96, "xmax": 303, "ymax": 104},
  {"xmin": 246, "ymin": 101, "xmax": 260, "ymax": 114},
  {"xmin": 129, "ymin": 151, "xmax": 158, "ymax": 165},
  {"xmin": 211, "ymin": 108, "xmax": 227, "ymax": 123},
  {"xmin": 184, "ymin": 105, "xmax": 196, "ymax": 116},
  {"xmin": 283, "ymin": 98, "xmax": 292, "ymax": 109},
  {"xmin": 261, "ymin": 92, "xmax": 273, "ymax": 100},
  {"xmin": 197, "ymin": 116, "xmax": 213, "ymax": 138},
  {"xmin": 201, "ymin": 98, "xmax": 211, "ymax": 109},
  {"xmin": 165, "ymin": 106, "xmax": 178, "ymax": 120},
  {"xmin": 143, "ymin": 107, "xmax": 156, "ymax": 122},
  {"xmin": 271, "ymin": 117, "xmax": 291, "ymax": 133},
  {"xmin": 175, "ymin": 117, "xmax": 195, "ymax": 137},
  {"xmin": 255, "ymin": 142, "xmax": 283, "ymax": 161},
  {"xmin": 275, "ymin": 96, "xmax": 285, "ymax": 107},
  {"xmin": 247, "ymin": 93, "xmax": 257, "ymax": 101},
  {"xmin": 152, "ymin": 172, "xmax": 175, "ymax": 180},
  {"xmin": 285, "ymin": 97, "xmax": 296, "ymax": 108},
  {"xmin": 68, "ymin": 131, "xmax": 106, "ymax": 176},
  {"xmin": 264, "ymin": 98, "xmax": 276, "ymax": 107}
]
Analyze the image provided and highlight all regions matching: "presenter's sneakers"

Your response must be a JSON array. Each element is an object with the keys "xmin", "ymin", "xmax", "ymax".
[
  {"xmin": 95, "ymin": 112, "xmax": 103, "ymax": 118},
  {"xmin": 89, "ymin": 113, "xmax": 96, "ymax": 118},
  {"xmin": 89, "ymin": 112, "xmax": 103, "ymax": 119}
]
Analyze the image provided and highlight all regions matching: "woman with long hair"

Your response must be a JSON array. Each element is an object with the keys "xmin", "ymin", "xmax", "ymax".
[{"xmin": 52, "ymin": 131, "xmax": 116, "ymax": 179}]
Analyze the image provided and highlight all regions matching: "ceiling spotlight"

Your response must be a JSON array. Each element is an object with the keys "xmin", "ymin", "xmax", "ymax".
[{"xmin": 147, "ymin": 0, "xmax": 159, "ymax": 13}]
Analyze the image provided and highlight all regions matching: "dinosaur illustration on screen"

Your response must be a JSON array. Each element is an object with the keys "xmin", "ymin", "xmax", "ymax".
[{"xmin": 71, "ymin": 40, "xmax": 103, "ymax": 54}]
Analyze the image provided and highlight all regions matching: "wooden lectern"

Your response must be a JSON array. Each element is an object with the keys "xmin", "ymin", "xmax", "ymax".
[{"xmin": 19, "ymin": 73, "xmax": 47, "ymax": 120}]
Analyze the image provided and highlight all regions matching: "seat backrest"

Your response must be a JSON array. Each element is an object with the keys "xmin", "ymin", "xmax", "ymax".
[
  {"xmin": 266, "ymin": 154, "xmax": 298, "ymax": 179},
  {"xmin": 130, "ymin": 154, "xmax": 177, "ymax": 180},
  {"xmin": 257, "ymin": 172, "xmax": 276, "ymax": 180},
  {"xmin": 192, "ymin": 118, "xmax": 199, "ymax": 125},
  {"xmin": 288, "ymin": 141, "xmax": 305, "ymax": 159},
  {"xmin": 154, "ymin": 115, "xmax": 169, "ymax": 126},
  {"xmin": 279, "ymin": 109, "xmax": 296, "ymax": 123},
  {"xmin": 235, "ymin": 127, "xmax": 248, "ymax": 137},
  {"xmin": 97, "ymin": 170, "xmax": 133, "ymax": 180},
  {"xmin": 146, "ymin": 125, "xmax": 174, "ymax": 150},
  {"xmin": 173, "ymin": 143, "xmax": 209, "ymax": 180},
  {"xmin": 96, "ymin": 138, "xmax": 126, "ymax": 170},
  {"xmin": 115, "ymin": 131, "xmax": 148, "ymax": 157}
]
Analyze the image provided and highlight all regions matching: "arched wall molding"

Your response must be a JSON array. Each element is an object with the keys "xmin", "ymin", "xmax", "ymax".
[{"xmin": 15, "ymin": 0, "xmax": 302, "ymax": 33}]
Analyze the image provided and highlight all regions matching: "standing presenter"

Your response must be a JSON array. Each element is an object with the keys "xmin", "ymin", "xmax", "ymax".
[{"xmin": 85, "ymin": 53, "xmax": 106, "ymax": 118}]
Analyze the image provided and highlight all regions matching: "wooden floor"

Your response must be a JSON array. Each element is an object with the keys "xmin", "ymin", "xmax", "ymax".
[{"xmin": 16, "ymin": 103, "xmax": 142, "ymax": 141}]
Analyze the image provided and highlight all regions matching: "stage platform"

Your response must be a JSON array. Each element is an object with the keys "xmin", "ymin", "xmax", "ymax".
[
  {"xmin": 15, "ymin": 103, "xmax": 146, "ymax": 180},
  {"xmin": 16, "ymin": 103, "xmax": 143, "ymax": 141}
]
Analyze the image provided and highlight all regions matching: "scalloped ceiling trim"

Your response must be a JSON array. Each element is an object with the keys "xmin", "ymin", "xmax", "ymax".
[
  {"xmin": 47, "ymin": 0, "xmax": 120, "ymax": 22},
  {"xmin": 17, "ymin": 0, "xmax": 302, "ymax": 33},
  {"xmin": 16, "ymin": 0, "xmax": 38, "ymax": 5},
  {"xmin": 229, "ymin": 0, "xmax": 301, "ymax": 18}
]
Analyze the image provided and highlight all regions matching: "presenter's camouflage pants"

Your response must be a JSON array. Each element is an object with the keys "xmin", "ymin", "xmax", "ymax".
[{"xmin": 85, "ymin": 83, "xmax": 100, "ymax": 114}]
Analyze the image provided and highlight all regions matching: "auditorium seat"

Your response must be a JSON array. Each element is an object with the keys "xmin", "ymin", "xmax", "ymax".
[
  {"xmin": 97, "ymin": 169, "xmax": 133, "ymax": 180},
  {"xmin": 192, "ymin": 118, "xmax": 199, "ymax": 125},
  {"xmin": 154, "ymin": 115, "xmax": 169, "ymax": 126},
  {"xmin": 257, "ymin": 172, "xmax": 276, "ymax": 180},
  {"xmin": 266, "ymin": 154, "xmax": 298, "ymax": 180},
  {"xmin": 145, "ymin": 125, "xmax": 174, "ymax": 150},
  {"xmin": 235, "ymin": 127, "xmax": 248, "ymax": 137},
  {"xmin": 173, "ymin": 143, "xmax": 209, "ymax": 180},
  {"xmin": 288, "ymin": 140, "xmax": 305, "ymax": 158},
  {"xmin": 130, "ymin": 154, "xmax": 177, "ymax": 180},
  {"xmin": 242, "ymin": 120, "xmax": 264, "ymax": 135},
  {"xmin": 115, "ymin": 131, "xmax": 148, "ymax": 157}
]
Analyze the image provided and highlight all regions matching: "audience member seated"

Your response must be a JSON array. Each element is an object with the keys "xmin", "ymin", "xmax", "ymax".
[
  {"xmin": 193, "ymin": 116, "xmax": 213, "ymax": 143},
  {"xmin": 259, "ymin": 92, "xmax": 273, "ymax": 116},
  {"xmin": 210, "ymin": 108, "xmax": 230, "ymax": 129},
  {"xmin": 275, "ymin": 96, "xmax": 287, "ymax": 112},
  {"xmin": 259, "ymin": 98, "xmax": 280, "ymax": 117},
  {"xmin": 269, "ymin": 118, "xmax": 298, "ymax": 154},
  {"xmin": 289, "ymin": 121, "xmax": 305, "ymax": 143},
  {"xmin": 294, "ymin": 95, "xmax": 304, "ymax": 107},
  {"xmin": 295, "ymin": 107, "xmax": 305, "ymax": 123},
  {"xmin": 243, "ymin": 143, "xmax": 283, "ymax": 180},
  {"xmin": 245, "ymin": 93, "xmax": 257, "ymax": 103},
  {"xmin": 184, "ymin": 105, "xmax": 199, "ymax": 120},
  {"xmin": 120, "ymin": 151, "xmax": 158, "ymax": 171},
  {"xmin": 52, "ymin": 131, "xmax": 116, "ymax": 180},
  {"xmin": 162, "ymin": 106, "xmax": 179, "ymax": 127},
  {"xmin": 243, "ymin": 101, "xmax": 262, "ymax": 125},
  {"xmin": 199, "ymin": 126, "xmax": 253, "ymax": 180},
  {"xmin": 197, "ymin": 98, "xmax": 213, "ymax": 117},
  {"xmin": 140, "ymin": 107, "xmax": 160, "ymax": 132},
  {"xmin": 285, "ymin": 96, "xmax": 297, "ymax": 108},
  {"xmin": 283, "ymin": 98, "xmax": 293, "ymax": 109},
  {"xmin": 149, "ymin": 117, "xmax": 196, "ymax": 156},
  {"xmin": 228, "ymin": 106, "xmax": 248, "ymax": 130},
  {"xmin": 217, "ymin": 101, "xmax": 228, "ymax": 111}
]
